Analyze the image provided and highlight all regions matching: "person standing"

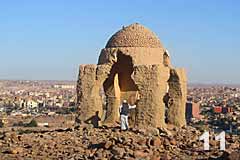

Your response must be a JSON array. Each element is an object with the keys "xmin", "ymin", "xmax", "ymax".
[{"xmin": 119, "ymin": 94, "xmax": 140, "ymax": 131}]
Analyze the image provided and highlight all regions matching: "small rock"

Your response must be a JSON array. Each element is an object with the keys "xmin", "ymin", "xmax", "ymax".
[
  {"xmin": 147, "ymin": 127, "xmax": 159, "ymax": 136},
  {"xmin": 169, "ymin": 139, "xmax": 177, "ymax": 145},
  {"xmin": 0, "ymin": 133, "xmax": 5, "ymax": 140},
  {"xmin": 10, "ymin": 147, "xmax": 23, "ymax": 154},
  {"xmin": 161, "ymin": 153, "xmax": 171, "ymax": 160},
  {"xmin": 151, "ymin": 155, "xmax": 161, "ymax": 160},
  {"xmin": 150, "ymin": 137, "xmax": 162, "ymax": 147},
  {"xmin": 111, "ymin": 147, "xmax": 125, "ymax": 157},
  {"xmin": 209, "ymin": 140, "xmax": 217, "ymax": 146},
  {"xmin": 137, "ymin": 137, "xmax": 147, "ymax": 146},
  {"xmin": 133, "ymin": 150, "xmax": 148, "ymax": 158},
  {"xmin": 228, "ymin": 151, "xmax": 240, "ymax": 160},
  {"xmin": 158, "ymin": 127, "xmax": 172, "ymax": 137},
  {"xmin": 104, "ymin": 141, "xmax": 112, "ymax": 149}
]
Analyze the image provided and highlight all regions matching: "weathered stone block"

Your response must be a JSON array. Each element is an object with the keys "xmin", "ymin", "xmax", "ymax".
[
  {"xmin": 77, "ymin": 64, "xmax": 103, "ymax": 123},
  {"xmin": 132, "ymin": 64, "xmax": 169, "ymax": 128},
  {"xmin": 167, "ymin": 68, "xmax": 187, "ymax": 127}
]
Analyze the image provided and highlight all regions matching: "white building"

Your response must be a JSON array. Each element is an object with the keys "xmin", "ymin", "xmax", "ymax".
[{"xmin": 53, "ymin": 84, "xmax": 75, "ymax": 89}]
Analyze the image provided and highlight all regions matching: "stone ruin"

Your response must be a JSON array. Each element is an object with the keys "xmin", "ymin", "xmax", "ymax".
[{"xmin": 77, "ymin": 23, "xmax": 187, "ymax": 128}]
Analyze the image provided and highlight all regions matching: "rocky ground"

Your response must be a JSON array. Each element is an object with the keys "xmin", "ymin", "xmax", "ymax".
[{"xmin": 0, "ymin": 125, "xmax": 239, "ymax": 160}]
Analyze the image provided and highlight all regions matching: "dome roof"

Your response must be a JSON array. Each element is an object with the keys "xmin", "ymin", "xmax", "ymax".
[{"xmin": 105, "ymin": 23, "xmax": 163, "ymax": 48}]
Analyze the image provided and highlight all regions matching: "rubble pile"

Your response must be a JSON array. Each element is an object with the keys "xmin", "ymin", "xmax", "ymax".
[{"xmin": 0, "ymin": 125, "xmax": 239, "ymax": 159}]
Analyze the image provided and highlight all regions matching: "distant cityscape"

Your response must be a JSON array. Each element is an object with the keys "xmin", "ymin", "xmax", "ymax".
[
  {"xmin": 0, "ymin": 80, "xmax": 240, "ymax": 135},
  {"xmin": 187, "ymin": 84, "xmax": 240, "ymax": 135},
  {"xmin": 0, "ymin": 80, "xmax": 76, "ymax": 126}
]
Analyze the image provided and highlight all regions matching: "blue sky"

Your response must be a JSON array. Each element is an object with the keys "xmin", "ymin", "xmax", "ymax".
[{"xmin": 0, "ymin": 0, "xmax": 239, "ymax": 83}]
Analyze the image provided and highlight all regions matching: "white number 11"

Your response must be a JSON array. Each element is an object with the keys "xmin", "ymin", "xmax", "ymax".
[
  {"xmin": 199, "ymin": 131, "xmax": 225, "ymax": 151},
  {"xmin": 215, "ymin": 131, "xmax": 225, "ymax": 150},
  {"xmin": 199, "ymin": 131, "xmax": 209, "ymax": 150}
]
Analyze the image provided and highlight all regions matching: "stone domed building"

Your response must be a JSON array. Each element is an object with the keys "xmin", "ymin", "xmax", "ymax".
[{"xmin": 77, "ymin": 23, "xmax": 187, "ymax": 128}]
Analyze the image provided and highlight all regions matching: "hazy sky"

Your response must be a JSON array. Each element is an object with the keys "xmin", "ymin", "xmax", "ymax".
[{"xmin": 0, "ymin": 0, "xmax": 239, "ymax": 83}]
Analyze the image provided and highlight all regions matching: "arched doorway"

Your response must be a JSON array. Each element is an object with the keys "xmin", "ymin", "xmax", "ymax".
[{"xmin": 103, "ymin": 50, "xmax": 138, "ymax": 125}]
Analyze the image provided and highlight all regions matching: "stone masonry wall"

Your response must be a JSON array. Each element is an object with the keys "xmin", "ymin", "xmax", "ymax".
[
  {"xmin": 132, "ymin": 64, "xmax": 170, "ymax": 128},
  {"xmin": 98, "ymin": 47, "xmax": 165, "ymax": 66},
  {"xmin": 167, "ymin": 68, "xmax": 187, "ymax": 127},
  {"xmin": 77, "ymin": 65, "xmax": 102, "ymax": 123}
]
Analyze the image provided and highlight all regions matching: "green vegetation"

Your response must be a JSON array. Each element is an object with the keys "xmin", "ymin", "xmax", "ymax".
[{"xmin": 25, "ymin": 119, "xmax": 38, "ymax": 127}]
